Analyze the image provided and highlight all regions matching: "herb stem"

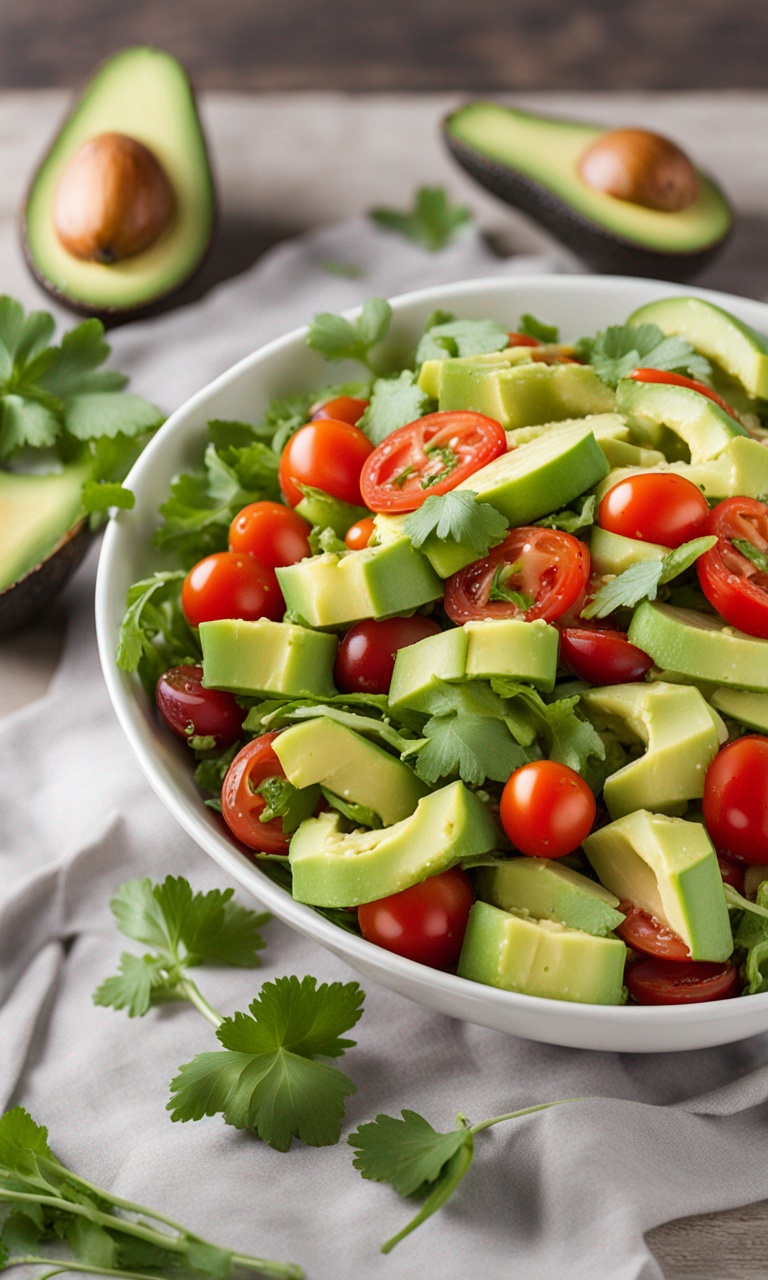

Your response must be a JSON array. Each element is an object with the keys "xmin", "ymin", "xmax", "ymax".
[
  {"xmin": 176, "ymin": 976, "xmax": 224, "ymax": 1028},
  {"xmin": 10, "ymin": 1258, "xmax": 302, "ymax": 1280},
  {"xmin": 468, "ymin": 1097, "xmax": 582, "ymax": 1135}
]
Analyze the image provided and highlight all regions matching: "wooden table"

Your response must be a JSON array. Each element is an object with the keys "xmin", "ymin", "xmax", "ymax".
[{"xmin": 4, "ymin": 90, "xmax": 768, "ymax": 1277}]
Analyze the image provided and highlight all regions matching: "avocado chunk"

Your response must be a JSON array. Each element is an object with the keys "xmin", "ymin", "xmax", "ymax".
[
  {"xmin": 443, "ymin": 103, "xmax": 731, "ymax": 280},
  {"xmin": 418, "ymin": 346, "xmax": 535, "ymax": 398},
  {"xmin": 373, "ymin": 510, "xmax": 473, "ymax": 578},
  {"xmin": 200, "ymin": 617, "xmax": 337, "ymax": 697},
  {"xmin": 627, "ymin": 297, "xmax": 768, "ymax": 399},
  {"xmin": 23, "ymin": 48, "xmax": 215, "ymax": 318},
  {"xmin": 473, "ymin": 858, "xmax": 625, "ymax": 937},
  {"xmin": 457, "ymin": 901, "xmax": 627, "ymax": 1005},
  {"xmin": 289, "ymin": 779, "xmax": 499, "ymax": 907},
  {"xmin": 388, "ymin": 617, "xmax": 559, "ymax": 714},
  {"xmin": 276, "ymin": 538, "xmax": 442, "ymax": 630},
  {"xmin": 583, "ymin": 810, "xmax": 732, "ymax": 961},
  {"xmin": 590, "ymin": 526, "xmax": 667, "ymax": 577},
  {"xmin": 580, "ymin": 681, "xmax": 725, "ymax": 819},
  {"xmin": 272, "ymin": 716, "xmax": 426, "ymax": 826},
  {"xmin": 629, "ymin": 601, "xmax": 768, "ymax": 692},
  {"xmin": 710, "ymin": 687, "xmax": 768, "ymax": 733},
  {"xmin": 616, "ymin": 378, "xmax": 748, "ymax": 464},
  {"xmin": 596, "ymin": 437, "xmax": 768, "ymax": 507},
  {"xmin": 438, "ymin": 359, "xmax": 614, "ymax": 429},
  {"xmin": 0, "ymin": 462, "xmax": 88, "ymax": 592}
]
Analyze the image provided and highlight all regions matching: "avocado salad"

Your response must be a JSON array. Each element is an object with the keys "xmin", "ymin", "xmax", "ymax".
[{"xmin": 117, "ymin": 292, "xmax": 768, "ymax": 1008}]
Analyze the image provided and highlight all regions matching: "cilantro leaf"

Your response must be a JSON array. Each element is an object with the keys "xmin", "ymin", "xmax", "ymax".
[
  {"xmin": 406, "ymin": 680, "xmax": 531, "ymax": 785},
  {"xmin": 194, "ymin": 741, "xmax": 240, "ymax": 797},
  {"xmin": 320, "ymin": 787, "xmax": 383, "ymax": 829},
  {"xmin": 319, "ymin": 259, "xmax": 365, "ymax": 278},
  {"xmin": 308, "ymin": 524, "xmax": 347, "ymax": 554},
  {"xmin": 416, "ymin": 318, "xmax": 509, "ymax": 364},
  {"xmin": 727, "ymin": 881, "xmax": 768, "ymax": 993},
  {"xmin": 115, "ymin": 570, "xmax": 200, "ymax": 691},
  {"xmin": 733, "ymin": 537, "xmax": 768, "ymax": 572},
  {"xmin": 92, "ymin": 952, "xmax": 173, "ymax": 1019},
  {"xmin": 489, "ymin": 677, "xmax": 605, "ymax": 777},
  {"xmin": 518, "ymin": 313, "xmax": 560, "ymax": 343},
  {"xmin": 369, "ymin": 186, "xmax": 472, "ymax": 252},
  {"xmin": 350, "ymin": 1109, "xmax": 470, "ymax": 1197},
  {"xmin": 404, "ymin": 490, "xmax": 508, "ymax": 557},
  {"xmin": 358, "ymin": 370, "xmax": 432, "ymax": 445},
  {"xmin": 536, "ymin": 493, "xmax": 596, "ymax": 534},
  {"xmin": 168, "ymin": 975, "xmax": 364, "ymax": 1150},
  {"xmin": 81, "ymin": 478, "xmax": 135, "ymax": 514},
  {"xmin": 255, "ymin": 775, "xmax": 321, "ymax": 833},
  {"xmin": 307, "ymin": 298, "xmax": 392, "ymax": 370},
  {"xmin": 582, "ymin": 534, "xmax": 716, "ymax": 619},
  {"xmin": 577, "ymin": 322, "xmax": 712, "ymax": 388},
  {"xmin": 488, "ymin": 565, "xmax": 534, "ymax": 610}
]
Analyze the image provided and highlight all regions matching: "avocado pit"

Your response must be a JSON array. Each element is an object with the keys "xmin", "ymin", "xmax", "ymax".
[
  {"xmin": 578, "ymin": 128, "xmax": 700, "ymax": 213},
  {"xmin": 53, "ymin": 131, "xmax": 175, "ymax": 264}
]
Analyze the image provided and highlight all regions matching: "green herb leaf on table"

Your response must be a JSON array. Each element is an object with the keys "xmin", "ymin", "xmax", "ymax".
[
  {"xmin": 369, "ymin": 186, "xmax": 472, "ymax": 252},
  {"xmin": 576, "ymin": 322, "xmax": 712, "ymax": 389},
  {"xmin": 358, "ymin": 370, "xmax": 433, "ymax": 445},
  {"xmin": 536, "ymin": 493, "xmax": 596, "ymax": 534},
  {"xmin": 733, "ymin": 537, "xmax": 768, "ymax": 572},
  {"xmin": 416, "ymin": 318, "xmax": 509, "ymax": 364},
  {"xmin": 581, "ymin": 534, "xmax": 717, "ymax": 620},
  {"xmin": 319, "ymin": 259, "xmax": 366, "ymax": 279},
  {"xmin": 404, "ymin": 490, "xmax": 508, "ymax": 557},
  {"xmin": 168, "ymin": 975, "xmax": 364, "ymax": 1150},
  {"xmin": 518, "ymin": 313, "xmax": 560, "ymax": 343},
  {"xmin": 307, "ymin": 298, "xmax": 392, "ymax": 370},
  {"xmin": 405, "ymin": 680, "xmax": 532, "ymax": 786}
]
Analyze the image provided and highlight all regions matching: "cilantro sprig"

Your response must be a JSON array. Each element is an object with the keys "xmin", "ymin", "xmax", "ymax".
[
  {"xmin": 581, "ymin": 535, "xmax": 716, "ymax": 620},
  {"xmin": 403, "ymin": 680, "xmax": 533, "ymax": 786},
  {"xmin": 369, "ymin": 186, "xmax": 472, "ymax": 252},
  {"xmin": 358, "ymin": 370, "xmax": 432, "ymax": 445},
  {"xmin": 415, "ymin": 317, "xmax": 509, "ymax": 364},
  {"xmin": 726, "ymin": 881, "xmax": 768, "ymax": 993},
  {"xmin": 307, "ymin": 298, "xmax": 392, "ymax": 372},
  {"xmin": 576, "ymin": 322, "xmax": 711, "ymax": 389},
  {"xmin": 404, "ymin": 491, "xmax": 509, "ymax": 558},
  {"xmin": 116, "ymin": 571, "xmax": 200, "ymax": 692},
  {"xmin": 517, "ymin": 313, "xmax": 560, "ymax": 343}
]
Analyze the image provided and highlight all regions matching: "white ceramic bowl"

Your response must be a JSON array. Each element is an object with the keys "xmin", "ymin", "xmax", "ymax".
[{"xmin": 96, "ymin": 274, "xmax": 768, "ymax": 1053}]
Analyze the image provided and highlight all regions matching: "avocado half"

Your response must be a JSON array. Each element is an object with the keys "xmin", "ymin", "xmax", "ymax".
[
  {"xmin": 443, "ymin": 103, "xmax": 732, "ymax": 281},
  {"xmin": 22, "ymin": 47, "xmax": 215, "ymax": 320}
]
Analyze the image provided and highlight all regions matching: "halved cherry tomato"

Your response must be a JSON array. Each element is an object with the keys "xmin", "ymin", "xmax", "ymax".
[
  {"xmin": 156, "ymin": 665, "xmax": 243, "ymax": 748},
  {"xmin": 358, "ymin": 867, "xmax": 474, "ymax": 970},
  {"xmin": 279, "ymin": 418, "xmax": 373, "ymax": 507},
  {"xmin": 615, "ymin": 904, "xmax": 690, "ymax": 960},
  {"xmin": 626, "ymin": 958, "xmax": 740, "ymax": 1005},
  {"xmin": 229, "ymin": 501, "xmax": 311, "ymax": 567},
  {"xmin": 559, "ymin": 627, "xmax": 653, "ymax": 684},
  {"xmin": 345, "ymin": 516, "xmax": 376, "ymax": 551},
  {"xmin": 598, "ymin": 472, "xmax": 709, "ymax": 548},
  {"xmin": 310, "ymin": 395, "xmax": 369, "ymax": 425},
  {"xmin": 499, "ymin": 760, "xmax": 596, "ymax": 859},
  {"xmin": 703, "ymin": 735, "xmax": 768, "ymax": 864},
  {"xmin": 697, "ymin": 497, "xmax": 768, "ymax": 638},
  {"xmin": 628, "ymin": 368, "xmax": 740, "ymax": 421},
  {"xmin": 444, "ymin": 527, "xmax": 590, "ymax": 625},
  {"xmin": 508, "ymin": 332, "xmax": 541, "ymax": 347},
  {"xmin": 359, "ymin": 411, "xmax": 506, "ymax": 513},
  {"xmin": 181, "ymin": 552, "xmax": 283, "ymax": 627},
  {"xmin": 221, "ymin": 732, "xmax": 291, "ymax": 854},
  {"xmin": 334, "ymin": 615, "xmax": 442, "ymax": 695}
]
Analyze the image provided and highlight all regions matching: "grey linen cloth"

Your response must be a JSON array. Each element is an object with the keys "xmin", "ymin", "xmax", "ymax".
[{"xmin": 3, "ymin": 217, "xmax": 768, "ymax": 1280}]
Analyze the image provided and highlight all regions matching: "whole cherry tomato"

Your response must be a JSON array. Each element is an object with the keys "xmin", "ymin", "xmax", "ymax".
[
  {"xmin": 311, "ymin": 395, "xmax": 369, "ymax": 425},
  {"xmin": 697, "ymin": 497, "xmax": 768, "ymax": 638},
  {"xmin": 345, "ymin": 516, "xmax": 376, "ymax": 551},
  {"xmin": 334, "ymin": 615, "xmax": 442, "ymax": 695},
  {"xmin": 279, "ymin": 418, "xmax": 373, "ymax": 507},
  {"xmin": 615, "ymin": 904, "xmax": 690, "ymax": 960},
  {"xmin": 444, "ymin": 528, "xmax": 590, "ymax": 626},
  {"xmin": 221, "ymin": 732, "xmax": 291, "ymax": 854},
  {"xmin": 627, "ymin": 368, "xmax": 739, "ymax": 420},
  {"xmin": 703, "ymin": 736, "xmax": 768, "ymax": 864},
  {"xmin": 499, "ymin": 760, "xmax": 596, "ymax": 859},
  {"xmin": 182, "ymin": 552, "xmax": 283, "ymax": 627},
  {"xmin": 229, "ymin": 501, "xmax": 311, "ymax": 568},
  {"xmin": 625, "ymin": 958, "xmax": 740, "ymax": 1005},
  {"xmin": 360, "ymin": 411, "xmax": 506, "ymax": 513},
  {"xmin": 598, "ymin": 472, "xmax": 710, "ymax": 548},
  {"xmin": 156, "ymin": 665, "xmax": 243, "ymax": 748},
  {"xmin": 559, "ymin": 627, "xmax": 653, "ymax": 684},
  {"xmin": 358, "ymin": 867, "xmax": 474, "ymax": 970}
]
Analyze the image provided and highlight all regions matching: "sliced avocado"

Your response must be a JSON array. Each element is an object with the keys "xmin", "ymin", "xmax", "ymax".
[
  {"xmin": 629, "ymin": 601, "xmax": 768, "ymax": 692},
  {"xmin": 388, "ymin": 626, "xmax": 468, "ymax": 713},
  {"xmin": 23, "ymin": 48, "xmax": 215, "ymax": 319},
  {"xmin": 580, "ymin": 682, "xmax": 725, "ymax": 819},
  {"xmin": 627, "ymin": 297, "xmax": 768, "ymax": 399},
  {"xmin": 438, "ymin": 359, "xmax": 614, "ymax": 428},
  {"xmin": 710, "ymin": 687, "xmax": 768, "ymax": 733},
  {"xmin": 583, "ymin": 810, "xmax": 732, "ymax": 961},
  {"xmin": 457, "ymin": 901, "xmax": 627, "ymax": 1004},
  {"xmin": 418, "ymin": 347, "xmax": 535, "ymax": 398},
  {"xmin": 275, "ymin": 538, "xmax": 442, "ymax": 630},
  {"xmin": 590, "ymin": 527, "xmax": 667, "ymax": 577},
  {"xmin": 289, "ymin": 779, "xmax": 499, "ymax": 908},
  {"xmin": 200, "ymin": 617, "xmax": 337, "ymax": 697},
  {"xmin": 505, "ymin": 414, "xmax": 666, "ymax": 470},
  {"xmin": 473, "ymin": 858, "xmax": 625, "ymax": 937},
  {"xmin": 272, "ymin": 716, "xmax": 426, "ymax": 826},
  {"xmin": 595, "ymin": 437, "xmax": 768, "ymax": 505},
  {"xmin": 443, "ymin": 103, "xmax": 731, "ymax": 280},
  {"xmin": 0, "ymin": 463, "xmax": 88, "ymax": 592},
  {"xmin": 616, "ymin": 378, "xmax": 748, "ymax": 464}
]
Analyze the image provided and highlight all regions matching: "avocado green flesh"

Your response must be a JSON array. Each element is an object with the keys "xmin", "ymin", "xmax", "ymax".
[
  {"xmin": 200, "ymin": 617, "xmax": 337, "ymax": 697},
  {"xmin": 0, "ymin": 463, "xmax": 87, "ymax": 591},
  {"xmin": 616, "ymin": 379, "xmax": 748, "ymax": 464},
  {"xmin": 24, "ymin": 47, "xmax": 214, "ymax": 313},
  {"xmin": 445, "ymin": 103, "xmax": 731, "ymax": 253},
  {"xmin": 710, "ymin": 687, "xmax": 768, "ymax": 732},
  {"xmin": 627, "ymin": 297, "xmax": 768, "ymax": 399},
  {"xmin": 473, "ymin": 858, "xmax": 625, "ymax": 937},
  {"xmin": 629, "ymin": 602, "xmax": 768, "ymax": 692},
  {"xmin": 438, "ymin": 360, "xmax": 615, "ymax": 428},
  {"xmin": 590, "ymin": 527, "xmax": 667, "ymax": 577}
]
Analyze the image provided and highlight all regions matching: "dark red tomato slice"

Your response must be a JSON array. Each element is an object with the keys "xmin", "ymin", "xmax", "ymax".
[
  {"xmin": 499, "ymin": 760, "xmax": 596, "ymax": 859},
  {"xmin": 279, "ymin": 418, "xmax": 373, "ymax": 507},
  {"xmin": 358, "ymin": 867, "xmax": 474, "ymax": 970},
  {"xmin": 626, "ymin": 958, "xmax": 740, "ymax": 1005},
  {"xmin": 703, "ymin": 735, "xmax": 768, "ymax": 864},
  {"xmin": 444, "ymin": 527, "xmax": 590, "ymax": 625},
  {"xmin": 181, "ymin": 552, "xmax": 283, "ymax": 627},
  {"xmin": 628, "ymin": 368, "xmax": 740, "ymax": 420},
  {"xmin": 615, "ymin": 903, "xmax": 690, "ymax": 960},
  {"xmin": 221, "ymin": 732, "xmax": 290, "ymax": 854},
  {"xmin": 697, "ymin": 497, "xmax": 768, "ymax": 638},
  {"xmin": 718, "ymin": 855, "xmax": 746, "ymax": 894},
  {"xmin": 359, "ymin": 411, "xmax": 506, "ymax": 513},
  {"xmin": 344, "ymin": 516, "xmax": 376, "ymax": 551},
  {"xmin": 156, "ymin": 665, "xmax": 244, "ymax": 749},
  {"xmin": 229, "ymin": 501, "xmax": 311, "ymax": 568},
  {"xmin": 598, "ymin": 471, "xmax": 710, "ymax": 548},
  {"xmin": 334, "ymin": 615, "xmax": 442, "ymax": 695},
  {"xmin": 559, "ymin": 627, "xmax": 653, "ymax": 684},
  {"xmin": 310, "ymin": 395, "xmax": 369, "ymax": 425},
  {"xmin": 507, "ymin": 332, "xmax": 541, "ymax": 347}
]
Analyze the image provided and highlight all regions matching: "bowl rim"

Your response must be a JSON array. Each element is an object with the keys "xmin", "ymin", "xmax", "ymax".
[{"xmin": 95, "ymin": 271, "xmax": 768, "ymax": 1032}]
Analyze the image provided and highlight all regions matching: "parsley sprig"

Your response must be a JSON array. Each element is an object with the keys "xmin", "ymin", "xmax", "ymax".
[
  {"xmin": 576, "ymin": 322, "xmax": 711, "ymax": 389},
  {"xmin": 307, "ymin": 299, "xmax": 392, "ymax": 372},
  {"xmin": 358, "ymin": 370, "xmax": 432, "ymax": 445},
  {"xmin": 581, "ymin": 535, "xmax": 716, "ymax": 619},
  {"xmin": 415, "ymin": 317, "xmax": 509, "ymax": 364},
  {"xmin": 404, "ymin": 491, "xmax": 509, "ymax": 558},
  {"xmin": 369, "ymin": 186, "xmax": 472, "ymax": 252}
]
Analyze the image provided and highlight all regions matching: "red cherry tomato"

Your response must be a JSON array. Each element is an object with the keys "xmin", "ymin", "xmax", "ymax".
[
  {"xmin": 359, "ymin": 411, "xmax": 506, "ymax": 513},
  {"xmin": 718, "ymin": 855, "xmax": 745, "ymax": 894},
  {"xmin": 228, "ymin": 501, "xmax": 311, "ymax": 568},
  {"xmin": 697, "ymin": 497, "xmax": 768, "ymax": 638},
  {"xmin": 703, "ymin": 736, "xmax": 768, "ymax": 864},
  {"xmin": 345, "ymin": 516, "xmax": 376, "ymax": 551},
  {"xmin": 598, "ymin": 472, "xmax": 710, "ymax": 548},
  {"xmin": 499, "ymin": 760, "xmax": 596, "ymax": 859},
  {"xmin": 628, "ymin": 368, "xmax": 740, "ymax": 420},
  {"xmin": 311, "ymin": 395, "xmax": 369, "ymax": 425},
  {"xmin": 559, "ymin": 627, "xmax": 653, "ymax": 684},
  {"xmin": 444, "ymin": 527, "xmax": 590, "ymax": 626},
  {"xmin": 156, "ymin": 665, "xmax": 243, "ymax": 749},
  {"xmin": 615, "ymin": 904, "xmax": 690, "ymax": 960},
  {"xmin": 507, "ymin": 332, "xmax": 541, "ymax": 347},
  {"xmin": 626, "ymin": 958, "xmax": 740, "ymax": 1005},
  {"xmin": 182, "ymin": 552, "xmax": 283, "ymax": 627},
  {"xmin": 221, "ymin": 732, "xmax": 291, "ymax": 854},
  {"xmin": 358, "ymin": 867, "xmax": 474, "ymax": 970},
  {"xmin": 334, "ymin": 616, "xmax": 442, "ymax": 695},
  {"xmin": 278, "ymin": 419, "xmax": 373, "ymax": 507}
]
